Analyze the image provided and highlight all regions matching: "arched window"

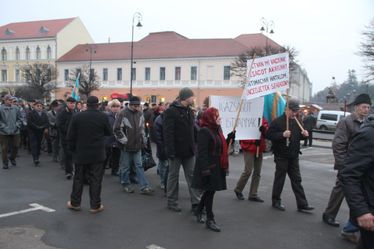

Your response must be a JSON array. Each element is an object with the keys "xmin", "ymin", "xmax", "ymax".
[
  {"xmin": 1, "ymin": 48, "xmax": 7, "ymax": 61},
  {"xmin": 47, "ymin": 46, "xmax": 52, "ymax": 60},
  {"xmin": 15, "ymin": 47, "xmax": 20, "ymax": 61},
  {"xmin": 36, "ymin": 46, "xmax": 41, "ymax": 60},
  {"xmin": 26, "ymin": 47, "xmax": 30, "ymax": 60}
]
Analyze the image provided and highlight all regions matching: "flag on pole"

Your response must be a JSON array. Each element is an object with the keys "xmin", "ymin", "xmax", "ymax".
[
  {"xmin": 263, "ymin": 92, "xmax": 286, "ymax": 123},
  {"xmin": 71, "ymin": 73, "xmax": 80, "ymax": 101}
]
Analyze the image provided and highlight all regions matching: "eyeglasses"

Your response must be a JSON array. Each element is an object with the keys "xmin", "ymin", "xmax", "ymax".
[{"xmin": 131, "ymin": 105, "xmax": 140, "ymax": 108}]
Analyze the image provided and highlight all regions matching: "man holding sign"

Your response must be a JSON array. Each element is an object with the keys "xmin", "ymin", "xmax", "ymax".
[{"xmin": 266, "ymin": 99, "xmax": 314, "ymax": 213}]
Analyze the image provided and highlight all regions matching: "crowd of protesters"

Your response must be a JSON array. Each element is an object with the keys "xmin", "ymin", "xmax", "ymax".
[{"xmin": 0, "ymin": 90, "xmax": 373, "ymax": 248}]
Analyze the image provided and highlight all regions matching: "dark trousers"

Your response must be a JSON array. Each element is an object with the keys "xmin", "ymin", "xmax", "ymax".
[
  {"xmin": 358, "ymin": 228, "xmax": 374, "ymax": 249},
  {"xmin": 303, "ymin": 129, "xmax": 313, "ymax": 146},
  {"xmin": 324, "ymin": 175, "xmax": 345, "ymax": 218},
  {"xmin": 0, "ymin": 134, "xmax": 20, "ymax": 163},
  {"xmin": 70, "ymin": 162, "xmax": 105, "ymax": 209},
  {"xmin": 272, "ymin": 156, "xmax": 308, "ymax": 208},
  {"xmin": 29, "ymin": 131, "xmax": 44, "ymax": 161},
  {"xmin": 197, "ymin": 190, "xmax": 215, "ymax": 220},
  {"xmin": 103, "ymin": 146, "xmax": 120, "ymax": 175},
  {"xmin": 61, "ymin": 141, "xmax": 73, "ymax": 174}
]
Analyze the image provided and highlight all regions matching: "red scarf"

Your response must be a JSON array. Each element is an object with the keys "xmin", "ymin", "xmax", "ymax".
[{"xmin": 199, "ymin": 108, "xmax": 229, "ymax": 170}]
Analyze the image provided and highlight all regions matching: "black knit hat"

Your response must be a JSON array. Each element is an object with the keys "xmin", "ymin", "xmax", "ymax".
[
  {"xmin": 66, "ymin": 97, "xmax": 76, "ymax": 103},
  {"xmin": 178, "ymin": 87, "xmax": 194, "ymax": 101},
  {"xmin": 129, "ymin": 96, "xmax": 141, "ymax": 105},
  {"xmin": 349, "ymin": 93, "xmax": 372, "ymax": 106}
]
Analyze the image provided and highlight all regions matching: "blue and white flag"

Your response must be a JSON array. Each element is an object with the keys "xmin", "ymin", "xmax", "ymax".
[{"xmin": 71, "ymin": 73, "xmax": 80, "ymax": 101}]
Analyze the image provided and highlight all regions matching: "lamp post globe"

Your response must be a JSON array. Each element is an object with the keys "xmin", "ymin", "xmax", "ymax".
[{"xmin": 130, "ymin": 12, "xmax": 142, "ymax": 96}]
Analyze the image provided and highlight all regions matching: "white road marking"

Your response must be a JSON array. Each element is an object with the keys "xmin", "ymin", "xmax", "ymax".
[
  {"xmin": 0, "ymin": 203, "xmax": 55, "ymax": 219},
  {"xmin": 146, "ymin": 244, "xmax": 166, "ymax": 249}
]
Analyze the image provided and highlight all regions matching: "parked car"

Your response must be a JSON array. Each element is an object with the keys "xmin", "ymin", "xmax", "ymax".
[{"xmin": 316, "ymin": 110, "xmax": 350, "ymax": 131}]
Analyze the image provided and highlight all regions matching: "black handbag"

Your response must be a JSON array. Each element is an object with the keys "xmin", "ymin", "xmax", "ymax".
[{"xmin": 142, "ymin": 137, "xmax": 156, "ymax": 171}]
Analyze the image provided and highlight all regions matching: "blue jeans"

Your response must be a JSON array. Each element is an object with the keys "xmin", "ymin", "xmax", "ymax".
[
  {"xmin": 119, "ymin": 150, "xmax": 150, "ymax": 190},
  {"xmin": 343, "ymin": 220, "xmax": 359, "ymax": 233},
  {"xmin": 158, "ymin": 159, "xmax": 169, "ymax": 185}
]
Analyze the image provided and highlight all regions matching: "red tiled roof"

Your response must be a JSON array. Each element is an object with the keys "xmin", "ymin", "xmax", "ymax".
[
  {"xmin": 234, "ymin": 33, "xmax": 281, "ymax": 50},
  {"xmin": 57, "ymin": 32, "xmax": 282, "ymax": 62},
  {"xmin": 0, "ymin": 18, "xmax": 76, "ymax": 40}
]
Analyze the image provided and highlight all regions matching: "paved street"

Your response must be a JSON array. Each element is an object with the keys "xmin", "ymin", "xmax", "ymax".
[{"xmin": 0, "ymin": 141, "xmax": 355, "ymax": 249}]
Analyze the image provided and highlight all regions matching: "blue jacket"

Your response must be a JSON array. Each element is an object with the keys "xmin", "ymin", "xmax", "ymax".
[{"xmin": 0, "ymin": 104, "xmax": 22, "ymax": 135}]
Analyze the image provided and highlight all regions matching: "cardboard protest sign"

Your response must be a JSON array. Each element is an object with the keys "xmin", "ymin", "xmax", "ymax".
[
  {"xmin": 242, "ymin": 52, "xmax": 289, "ymax": 100},
  {"xmin": 210, "ymin": 96, "xmax": 264, "ymax": 140}
]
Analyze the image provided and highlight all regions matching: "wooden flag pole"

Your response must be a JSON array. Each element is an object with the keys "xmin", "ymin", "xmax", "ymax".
[
  {"xmin": 285, "ymin": 88, "xmax": 290, "ymax": 146},
  {"xmin": 294, "ymin": 117, "xmax": 305, "ymax": 132}
]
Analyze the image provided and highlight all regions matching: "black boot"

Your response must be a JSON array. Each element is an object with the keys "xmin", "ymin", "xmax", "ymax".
[
  {"xmin": 194, "ymin": 210, "xmax": 205, "ymax": 224},
  {"xmin": 206, "ymin": 219, "xmax": 221, "ymax": 232}
]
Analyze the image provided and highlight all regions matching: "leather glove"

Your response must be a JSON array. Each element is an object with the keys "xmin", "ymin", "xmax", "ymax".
[
  {"xmin": 226, "ymin": 130, "xmax": 236, "ymax": 145},
  {"xmin": 259, "ymin": 125, "xmax": 266, "ymax": 133}
]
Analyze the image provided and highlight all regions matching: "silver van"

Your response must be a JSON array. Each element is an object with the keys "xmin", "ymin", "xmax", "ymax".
[{"xmin": 316, "ymin": 110, "xmax": 350, "ymax": 131}]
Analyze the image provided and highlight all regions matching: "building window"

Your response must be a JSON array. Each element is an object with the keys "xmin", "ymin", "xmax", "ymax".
[
  {"xmin": 190, "ymin": 66, "xmax": 197, "ymax": 80},
  {"xmin": 36, "ymin": 46, "xmax": 41, "ymax": 60},
  {"xmin": 47, "ymin": 46, "xmax": 52, "ymax": 60},
  {"xmin": 117, "ymin": 68, "xmax": 122, "ymax": 81},
  {"xmin": 15, "ymin": 47, "xmax": 20, "ymax": 61},
  {"xmin": 1, "ymin": 70, "xmax": 7, "ymax": 82},
  {"xmin": 145, "ymin": 67, "xmax": 151, "ymax": 80},
  {"xmin": 1, "ymin": 48, "xmax": 7, "ymax": 61},
  {"xmin": 103, "ymin": 68, "xmax": 108, "ymax": 81},
  {"xmin": 223, "ymin": 66, "xmax": 231, "ymax": 80},
  {"xmin": 89, "ymin": 69, "xmax": 95, "ymax": 81},
  {"xmin": 64, "ymin": 69, "xmax": 69, "ymax": 81},
  {"xmin": 15, "ymin": 69, "xmax": 20, "ymax": 82},
  {"xmin": 26, "ymin": 47, "xmax": 30, "ymax": 60},
  {"xmin": 175, "ymin": 67, "xmax": 181, "ymax": 80},
  {"xmin": 160, "ymin": 67, "xmax": 166, "ymax": 80},
  {"xmin": 131, "ymin": 68, "xmax": 136, "ymax": 81}
]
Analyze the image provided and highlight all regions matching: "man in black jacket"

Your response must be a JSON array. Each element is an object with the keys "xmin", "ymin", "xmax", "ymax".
[
  {"xmin": 56, "ymin": 97, "xmax": 76, "ymax": 179},
  {"xmin": 341, "ymin": 115, "xmax": 374, "ymax": 249},
  {"xmin": 66, "ymin": 96, "xmax": 111, "ymax": 213},
  {"xmin": 163, "ymin": 87, "xmax": 200, "ymax": 212},
  {"xmin": 266, "ymin": 99, "xmax": 314, "ymax": 212},
  {"xmin": 27, "ymin": 100, "xmax": 49, "ymax": 166}
]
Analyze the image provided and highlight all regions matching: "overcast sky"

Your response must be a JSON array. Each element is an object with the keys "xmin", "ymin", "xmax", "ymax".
[{"xmin": 2, "ymin": 0, "xmax": 373, "ymax": 94}]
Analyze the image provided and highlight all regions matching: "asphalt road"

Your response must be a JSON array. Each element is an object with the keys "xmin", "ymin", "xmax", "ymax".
[{"xmin": 0, "ymin": 144, "xmax": 354, "ymax": 249}]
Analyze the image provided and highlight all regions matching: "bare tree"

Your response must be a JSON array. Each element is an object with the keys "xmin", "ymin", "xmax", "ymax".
[
  {"xmin": 359, "ymin": 18, "xmax": 374, "ymax": 83},
  {"xmin": 19, "ymin": 63, "xmax": 57, "ymax": 101},
  {"xmin": 67, "ymin": 65, "xmax": 100, "ymax": 99},
  {"xmin": 231, "ymin": 46, "xmax": 299, "ymax": 87}
]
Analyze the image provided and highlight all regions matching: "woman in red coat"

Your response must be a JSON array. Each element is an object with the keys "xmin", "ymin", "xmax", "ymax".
[{"xmin": 192, "ymin": 107, "xmax": 234, "ymax": 232}]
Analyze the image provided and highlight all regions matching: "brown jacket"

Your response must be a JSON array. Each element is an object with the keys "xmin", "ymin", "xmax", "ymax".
[{"xmin": 332, "ymin": 113, "xmax": 363, "ymax": 170}]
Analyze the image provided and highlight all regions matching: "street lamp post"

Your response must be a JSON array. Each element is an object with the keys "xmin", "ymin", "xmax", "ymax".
[
  {"xmin": 86, "ymin": 45, "xmax": 96, "ymax": 83},
  {"xmin": 260, "ymin": 17, "xmax": 274, "ymax": 55},
  {"xmin": 130, "ymin": 12, "xmax": 142, "ymax": 96}
]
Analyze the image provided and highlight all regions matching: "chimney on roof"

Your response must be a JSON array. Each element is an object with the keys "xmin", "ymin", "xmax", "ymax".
[
  {"xmin": 5, "ymin": 28, "xmax": 15, "ymax": 36},
  {"xmin": 39, "ymin": 26, "xmax": 49, "ymax": 34}
]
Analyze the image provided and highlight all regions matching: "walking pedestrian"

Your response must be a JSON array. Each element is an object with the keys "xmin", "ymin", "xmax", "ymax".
[
  {"xmin": 266, "ymin": 99, "xmax": 314, "ymax": 212},
  {"xmin": 323, "ymin": 93, "xmax": 371, "ymax": 243},
  {"xmin": 341, "ymin": 114, "xmax": 374, "ymax": 249},
  {"xmin": 163, "ymin": 87, "xmax": 200, "ymax": 212},
  {"xmin": 0, "ymin": 94, "xmax": 22, "ymax": 169}
]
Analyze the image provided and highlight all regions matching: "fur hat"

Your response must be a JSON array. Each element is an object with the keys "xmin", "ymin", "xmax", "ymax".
[
  {"xmin": 129, "ymin": 96, "xmax": 141, "ymax": 105},
  {"xmin": 86, "ymin": 96, "xmax": 99, "ymax": 106},
  {"xmin": 178, "ymin": 87, "xmax": 194, "ymax": 101},
  {"xmin": 349, "ymin": 93, "xmax": 372, "ymax": 106},
  {"xmin": 288, "ymin": 99, "xmax": 300, "ymax": 111}
]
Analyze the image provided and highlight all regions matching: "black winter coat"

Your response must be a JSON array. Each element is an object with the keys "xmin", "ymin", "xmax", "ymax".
[
  {"xmin": 163, "ymin": 101, "xmax": 196, "ymax": 159},
  {"xmin": 56, "ymin": 108, "xmax": 75, "ymax": 140},
  {"xmin": 66, "ymin": 108, "xmax": 112, "ymax": 164},
  {"xmin": 192, "ymin": 127, "xmax": 227, "ymax": 191},
  {"xmin": 266, "ymin": 114, "xmax": 305, "ymax": 158},
  {"xmin": 340, "ymin": 119, "xmax": 374, "ymax": 220},
  {"xmin": 27, "ymin": 110, "xmax": 49, "ymax": 133},
  {"xmin": 153, "ymin": 114, "xmax": 167, "ymax": 160}
]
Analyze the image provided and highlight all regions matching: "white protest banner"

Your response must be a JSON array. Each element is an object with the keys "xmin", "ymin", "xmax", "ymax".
[
  {"xmin": 242, "ymin": 52, "xmax": 289, "ymax": 100},
  {"xmin": 210, "ymin": 96, "xmax": 264, "ymax": 140}
]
